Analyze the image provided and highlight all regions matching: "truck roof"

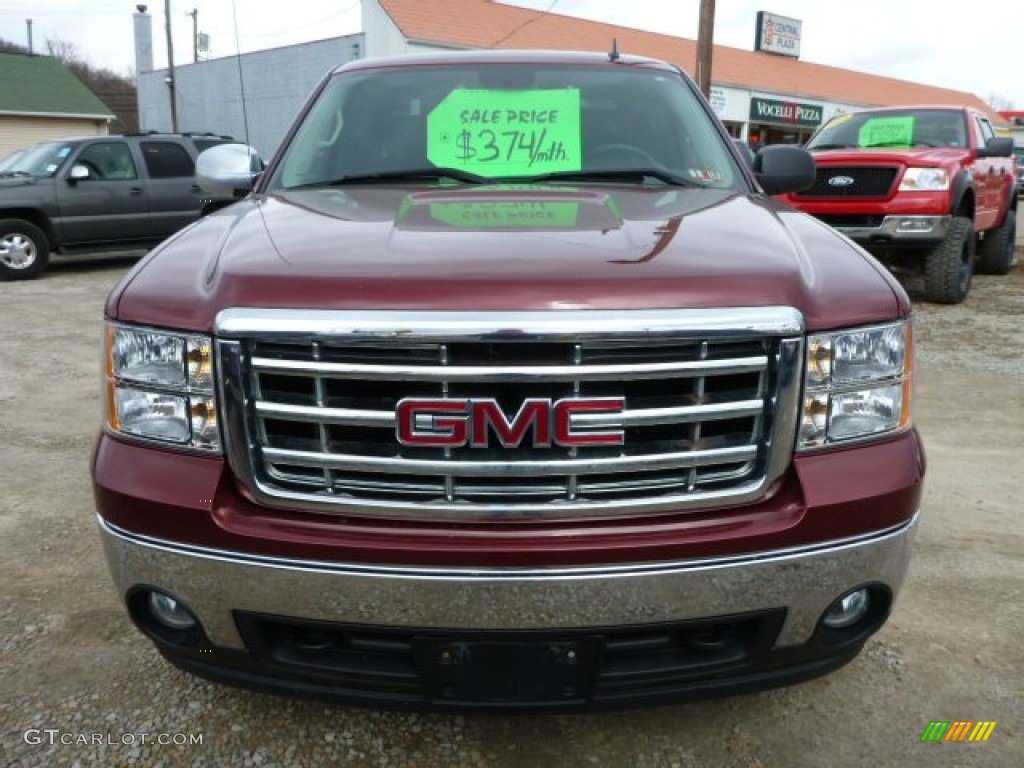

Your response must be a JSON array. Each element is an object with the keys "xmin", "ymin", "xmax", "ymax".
[{"xmin": 331, "ymin": 48, "xmax": 680, "ymax": 76}]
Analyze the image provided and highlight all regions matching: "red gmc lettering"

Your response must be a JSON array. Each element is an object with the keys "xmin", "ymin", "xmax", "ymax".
[
  {"xmin": 554, "ymin": 398, "xmax": 626, "ymax": 447},
  {"xmin": 396, "ymin": 398, "xmax": 625, "ymax": 448},
  {"xmin": 472, "ymin": 400, "xmax": 550, "ymax": 447},
  {"xmin": 395, "ymin": 400, "xmax": 467, "ymax": 447}
]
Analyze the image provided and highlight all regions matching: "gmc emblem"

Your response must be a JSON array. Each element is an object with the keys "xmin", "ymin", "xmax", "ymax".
[{"xmin": 396, "ymin": 397, "xmax": 625, "ymax": 448}]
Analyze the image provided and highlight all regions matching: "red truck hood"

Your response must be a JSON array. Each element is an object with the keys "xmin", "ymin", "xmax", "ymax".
[
  {"xmin": 808, "ymin": 146, "xmax": 966, "ymax": 166},
  {"xmin": 111, "ymin": 184, "xmax": 907, "ymax": 332}
]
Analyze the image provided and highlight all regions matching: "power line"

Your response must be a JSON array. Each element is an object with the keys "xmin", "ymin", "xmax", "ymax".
[{"xmin": 491, "ymin": 0, "xmax": 560, "ymax": 48}]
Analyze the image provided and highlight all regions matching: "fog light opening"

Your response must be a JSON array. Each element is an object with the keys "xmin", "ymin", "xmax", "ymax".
[
  {"xmin": 291, "ymin": 627, "xmax": 336, "ymax": 656},
  {"xmin": 822, "ymin": 588, "xmax": 870, "ymax": 629},
  {"xmin": 148, "ymin": 591, "xmax": 199, "ymax": 631}
]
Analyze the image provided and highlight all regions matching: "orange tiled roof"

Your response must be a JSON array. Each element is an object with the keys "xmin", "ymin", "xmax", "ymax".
[{"xmin": 377, "ymin": 0, "xmax": 1006, "ymax": 126}]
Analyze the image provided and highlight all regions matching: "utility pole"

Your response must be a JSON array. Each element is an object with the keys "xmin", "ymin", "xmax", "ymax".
[
  {"xmin": 695, "ymin": 0, "xmax": 715, "ymax": 98},
  {"xmin": 187, "ymin": 8, "xmax": 198, "ymax": 62},
  {"xmin": 164, "ymin": 0, "xmax": 178, "ymax": 132},
  {"xmin": 26, "ymin": 18, "xmax": 33, "ymax": 54}
]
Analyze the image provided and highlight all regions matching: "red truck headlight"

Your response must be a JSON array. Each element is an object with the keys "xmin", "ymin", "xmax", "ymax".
[
  {"xmin": 898, "ymin": 168, "xmax": 949, "ymax": 191},
  {"xmin": 798, "ymin": 319, "xmax": 913, "ymax": 450},
  {"xmin": 104, "ymin": 323, "xmax": 220, "ymax": 453}
]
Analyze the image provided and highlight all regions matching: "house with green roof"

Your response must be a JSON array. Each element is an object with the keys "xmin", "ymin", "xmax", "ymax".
[{"xmin": 0, "ymin": 51, "xmax": 114, "ymax": 157}]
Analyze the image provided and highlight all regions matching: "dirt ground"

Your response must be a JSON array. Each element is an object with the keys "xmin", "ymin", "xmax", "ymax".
[{"xmin": 1, "ymin": 245, "xmax": 1021, "ymax": 767}]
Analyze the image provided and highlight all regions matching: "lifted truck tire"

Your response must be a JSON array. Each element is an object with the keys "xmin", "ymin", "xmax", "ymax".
[
  {"xmin": 0, "ymin": 218, "xmax": 50, "ymax": 280},
  {"xmin": 923, "ymin": 215, "xmax": 973, "ymax": 304},
  {"xmin": 976, "ymin": 210, "xmax": 1017, "ymax": 275}
]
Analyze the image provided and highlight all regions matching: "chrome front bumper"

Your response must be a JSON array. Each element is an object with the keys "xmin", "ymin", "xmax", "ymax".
[
  {"xmin": 834, "ymin": 214, "xmax": 950, "ymax": 242},
  {"xmin": 98, "ymin": 514, "xmax": 917, "ymax": 651}
]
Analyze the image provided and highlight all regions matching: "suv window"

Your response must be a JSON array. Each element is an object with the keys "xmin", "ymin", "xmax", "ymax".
[
  {"xmin": 6, "ymin": 141, "xmax": 75, "ymax": 178},
  {"xmin": 192, "ymin": 138, "xmax": 232, "ymax": 154},
  {"xmin": 77, "ymin": 141, "xmax": 138, "ymax": 180},
  {"xmin": 141, "ymin": 141, "xmax": 195, "ymax": 178}
]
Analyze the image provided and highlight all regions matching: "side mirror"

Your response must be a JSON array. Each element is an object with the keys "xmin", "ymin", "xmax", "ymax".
[
  {"xmin": 753, "ymin": 145, "xmax": 816, "ymax": 195},
  {"xmin": 68, "ymin": 164, "xmax": 91, "ymax": 183},
  {"xmin": 197, "ymin": 143, "xmax": 263, "ymax": 198},
  {"xmin": 732, "ymin": 138, "xmax": 755, "ymax": 169},
  {"xmin": 976, "ymin": 136, "xmax": 1014, "ymax": 159}
]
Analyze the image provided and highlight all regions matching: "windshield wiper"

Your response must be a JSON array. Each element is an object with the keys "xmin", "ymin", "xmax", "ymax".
[
  {"xmin": 317, "ymin": 168, "xmax": 489, "ymax": 186},
  {"xmin": 808, "ymin": 143, "xmax": 855, "ymax": 150},
  {"xmin": 524, "ymin": 168, "xmax": 697, "ymax": 187}
]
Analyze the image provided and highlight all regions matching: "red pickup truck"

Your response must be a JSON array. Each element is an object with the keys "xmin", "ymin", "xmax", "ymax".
[
  {"xmin": 779, "ymin": 105, "xmax": 1018, "ymax": 303},
  {"xmin": 93, "ymin": 50, "xmax": 924, "ymax": 710}
]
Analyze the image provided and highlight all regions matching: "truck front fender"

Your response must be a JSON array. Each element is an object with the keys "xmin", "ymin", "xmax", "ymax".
[{"xmin": 949, "ymin": 170, "xmax": 974, "ymax": 218}]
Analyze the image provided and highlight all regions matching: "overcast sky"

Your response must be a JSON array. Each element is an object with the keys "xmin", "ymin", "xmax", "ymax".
[{"xmin": 1, "ymin": 0, "xmax": 1021, "ymax": 108}]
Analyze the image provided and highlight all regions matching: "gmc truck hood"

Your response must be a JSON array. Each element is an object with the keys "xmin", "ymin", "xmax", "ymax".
[{"xmin": 111, "ymin": 185, "xmax": 907, "ymax": 331}]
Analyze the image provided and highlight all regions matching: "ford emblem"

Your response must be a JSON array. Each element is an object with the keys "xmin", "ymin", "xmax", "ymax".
[{"xmin": 828, "ymin": 175, "xmax": 856, "ymax": 187}]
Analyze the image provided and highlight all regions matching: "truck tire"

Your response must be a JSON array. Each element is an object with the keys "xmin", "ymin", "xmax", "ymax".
[
  {"xmin": 923, "ymin": 216, "xmax": 973, "ymax": 304},
  {"xmin": 0, "ymin": 219, "xmax": 50, "ymax": 280},
  {"xmin": 976, "ymin": 210, "xmax": 1017, "ymax": 275}
]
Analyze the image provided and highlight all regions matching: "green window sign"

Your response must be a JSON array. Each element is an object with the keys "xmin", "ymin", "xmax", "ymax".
[
  {"xmin": 858, "ymin": 116, "xmax": 915, "ymax": 148},
  {"xmin": 427, "ymin": 89, "xmax": 582, "ymax": 177},
  {"xmin": 429, "ymin": 201, "xmax": 580, "ymax": 229}
]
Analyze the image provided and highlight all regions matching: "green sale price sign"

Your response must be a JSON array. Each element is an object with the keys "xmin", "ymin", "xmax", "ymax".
[{"xmin": 427, "ymin": 89, "xmax": 582, "ymax": 176}]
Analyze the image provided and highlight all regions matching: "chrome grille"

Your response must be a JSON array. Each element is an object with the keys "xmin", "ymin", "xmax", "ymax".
[{"xmin": 216, "ymin": 309, "xmax": 804, "ymax": 520}]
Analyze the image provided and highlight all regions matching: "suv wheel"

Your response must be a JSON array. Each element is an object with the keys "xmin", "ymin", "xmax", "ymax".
[
  {"xmin": 0, "ymin": 219, "xmax": 50, "ymax": 280},
  {"xmin": 976, "ymin": 210, "xmax": 1017, "ymax": 275},
  {"xmin": 923, "ymin": 216, "xmax": 973, "ymax": 304}
]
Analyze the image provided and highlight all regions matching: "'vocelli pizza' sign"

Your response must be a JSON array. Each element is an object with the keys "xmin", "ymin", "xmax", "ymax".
[{"xmin": 749, "ymin": 97, "xmax": 822, "ymax": 127}]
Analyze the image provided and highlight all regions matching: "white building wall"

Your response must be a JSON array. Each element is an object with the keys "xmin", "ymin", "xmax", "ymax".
[
  {"xmin": 362, "ymin": 0, "xmax": 410, "ymax": 58},
  {"xmin": 137, "ymin": 35, "xmax": 363, "ymax": 159}
]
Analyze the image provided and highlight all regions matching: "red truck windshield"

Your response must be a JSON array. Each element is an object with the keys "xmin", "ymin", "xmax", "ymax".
[{"xmin": 806, "ymin": 108, "xmax": 968, "ymax": 150}]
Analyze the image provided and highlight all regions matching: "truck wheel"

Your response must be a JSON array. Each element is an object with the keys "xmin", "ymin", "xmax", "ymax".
[
  {"xmin": 0, "ymin": 219, "xmax": 50, "ymax": 280},
  {"xmin": 976, "ymin": 210, "xmax": 1017, "ymax": 275},
  {"xmin": 923, "ymin": 216, "xmax": 973, "ymax": 304}
]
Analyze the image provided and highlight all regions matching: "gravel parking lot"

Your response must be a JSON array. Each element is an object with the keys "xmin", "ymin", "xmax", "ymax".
[{"xmin": 1, "ymin": 239, "xmax": 1022, "ymax": 767}]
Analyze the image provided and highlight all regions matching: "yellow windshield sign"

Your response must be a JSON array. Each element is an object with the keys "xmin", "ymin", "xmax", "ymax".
[
  {"xmin": 427, "ymin": 89, "xmax": 582, "ymax": 177},
  {"xmin": 859, "ymin": 116, "xmax": 915, "ymax": 147}
]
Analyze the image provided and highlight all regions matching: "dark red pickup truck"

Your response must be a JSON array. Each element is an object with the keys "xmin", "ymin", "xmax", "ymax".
[
  {"xmin": 779, "ymin": 105, "xmax": 1018, "ymax": 303},
  {"xmin": 93, "ymin": 50, "xmax": 924, "ymax": 710}
]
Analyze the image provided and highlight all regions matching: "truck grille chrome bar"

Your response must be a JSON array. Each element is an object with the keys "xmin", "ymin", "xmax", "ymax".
[{"xmin": 216, "ymin": 308, "xmax": 804, "ymax": 520}]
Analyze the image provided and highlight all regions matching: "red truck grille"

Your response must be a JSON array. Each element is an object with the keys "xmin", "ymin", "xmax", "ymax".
[
  {"xmin": 794, "ymin": 166, "xmax": 899, "ymax": 198},
  {"xmin": 215, "ymin": 309, "xmax": 803, "ymax": 520}
]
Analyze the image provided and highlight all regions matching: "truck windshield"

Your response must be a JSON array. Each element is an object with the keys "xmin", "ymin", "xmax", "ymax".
[
  {"xmin": 270, "ymin": 63, "xmax": 740, "ymax": 191},
  {"xmin": 806, "ymin": 109, "xmax": 968, "ymax": 150},
  {"xmin": 1, "ymin": 141, "xmax": 76, "ymax": 178}
]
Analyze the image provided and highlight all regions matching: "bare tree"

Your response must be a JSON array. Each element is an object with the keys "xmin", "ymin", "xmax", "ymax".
[
  {"xmin": 45, "ymin": 37, "xmax": 82, "ymax": 65},
  {"xmin": 987, "ymin": 93, "xmax": 1016, "ymax": 111},
  {"xmin": 43, "ymin": 36, "xmax": 139, "ymax": 133}
]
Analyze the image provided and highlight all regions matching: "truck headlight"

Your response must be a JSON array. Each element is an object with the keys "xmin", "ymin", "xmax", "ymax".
[
  {"xmin": 104, "ymin": 324, "xmax": 220, "ymax": 452},
  {"xmin": 898, "ymin": 168, "xmax": 949, "ymax": 191},
  {"xmin": 798, "ymin": 320, "xmax": 912, "ymax": 450}
]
